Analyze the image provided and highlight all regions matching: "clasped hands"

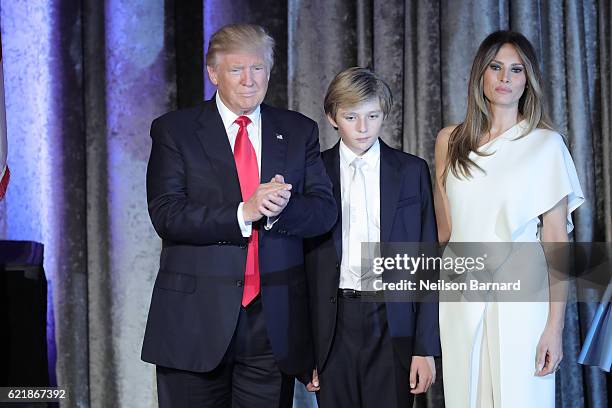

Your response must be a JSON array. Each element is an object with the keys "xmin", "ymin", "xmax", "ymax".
[{"xmin": 242, "ymin": 174, "xmax": 292, "ymax": 222}]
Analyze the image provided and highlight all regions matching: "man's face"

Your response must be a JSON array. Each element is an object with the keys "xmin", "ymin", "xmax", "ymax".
[{"xmin": 207, "ymin": 50, "xmax": 270, "ymax": 115}]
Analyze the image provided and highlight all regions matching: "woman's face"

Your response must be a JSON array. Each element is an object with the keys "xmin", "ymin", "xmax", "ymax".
[{"xmin": 482, "ymin": 43, "xmax": 527, "ymax": 108}]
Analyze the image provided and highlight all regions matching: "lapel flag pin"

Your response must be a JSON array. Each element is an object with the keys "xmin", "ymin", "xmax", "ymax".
[{"xmin": 276, "ymin": 133, "xmax": 283, "ymax": 140}]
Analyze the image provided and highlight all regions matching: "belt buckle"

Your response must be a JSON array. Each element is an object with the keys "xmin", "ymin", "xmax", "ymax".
[
  {"xmin": 339, "ymin": 288, "xmax": 359, "ymax": 298},
  {"xmin": 347, "ymin": 289, "xmax": 359, "ymax": 298}
]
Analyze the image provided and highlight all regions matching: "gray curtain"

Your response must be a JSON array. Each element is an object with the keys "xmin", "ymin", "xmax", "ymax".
[{"xmin": 0, "ymin": 0, "xmax": 609, "ymax": 407}]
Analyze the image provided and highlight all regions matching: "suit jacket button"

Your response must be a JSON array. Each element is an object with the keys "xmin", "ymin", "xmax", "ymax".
[
  {"xmin": 239, "ymin": 244, "xmax": 247, "ymax": 249},
  {"xmin": 329, "ymin": 296, "xmax": 336, "ymax": 303},
  {"xmin": 236, "ymin": 280, "xmax": 244, "ymax": 287},
  {"xmin": 335, "ymin": 263, "xmax": 340, "ymax": 270}
]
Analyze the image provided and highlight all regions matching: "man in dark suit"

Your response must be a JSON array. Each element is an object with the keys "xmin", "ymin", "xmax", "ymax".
[
  {"xmin": 305, "ymin": 67, "xmax": 441, "ymax": 407},
  {"xmin": 141, "ymin": 24, "xmax": 337, "ymax": 408}
]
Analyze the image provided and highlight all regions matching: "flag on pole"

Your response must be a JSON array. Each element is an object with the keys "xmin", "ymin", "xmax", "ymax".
[{"xmin": 0, "ymin": 32, "xmax": 10, "ymax": 199}]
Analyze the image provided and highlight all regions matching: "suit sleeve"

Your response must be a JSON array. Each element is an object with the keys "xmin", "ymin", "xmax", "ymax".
[
  {"xmin": 146, "ymin": 118, "xmax": 244, "ymax": 245},
  {"xmin": 413, "ymin": 160, "xmax": 442, "ymax": 356},
  {"xmin": 272, "ymin": 122, "xmax": 337, "ymax": 238}
]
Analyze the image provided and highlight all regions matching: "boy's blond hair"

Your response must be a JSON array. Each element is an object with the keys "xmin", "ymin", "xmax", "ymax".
[{"xmin": 324, "ymin": 67, "xmax": 393, "ymax": 120}]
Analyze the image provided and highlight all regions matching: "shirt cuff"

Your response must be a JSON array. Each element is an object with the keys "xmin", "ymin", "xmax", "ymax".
[
  {"xmin": 237, "ymin": 202, "xmax": 252, "ymax": 237},
  {"xmin": 264, "ymin": 216, "xmax": 280, "ymax": 231}
]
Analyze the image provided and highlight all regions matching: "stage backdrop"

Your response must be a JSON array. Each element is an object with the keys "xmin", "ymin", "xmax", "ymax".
[{"xmin": 0, "ymin": 0, "xmax": 610, "ymax": 407}]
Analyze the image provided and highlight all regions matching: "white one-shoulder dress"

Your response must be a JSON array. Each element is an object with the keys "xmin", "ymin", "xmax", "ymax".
[{"xmin": 439, "ymin": 121, "xmax": 585, "ymax": 408}]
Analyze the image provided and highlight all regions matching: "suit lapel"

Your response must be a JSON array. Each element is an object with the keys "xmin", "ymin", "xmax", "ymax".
[
  {"xmin": 260, "ymin": 104, "xmax": 287, "ymax": 184},
  {"xmin": 195, "ymin": 99, "xmax": 242, "ymax": 202},
  {"xmin": 379, "ymin": 140, "xmax": 403, "ymax": 242},
  {"xmin": 325, "ymin": 143, "xmax": 343, "ymax": 262}
]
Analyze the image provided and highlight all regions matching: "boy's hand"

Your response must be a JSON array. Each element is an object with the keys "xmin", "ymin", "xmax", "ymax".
[
  {"xmin": 409, "ymin": 356, "xmax": 435, "ymax": 394},
  {"xmin": 305, "ymin": 369, "xmax": 319, "ymax": 392},
  {"xmin": 297, "ymin": 368, "xmax": 320, "ymax": 392}
]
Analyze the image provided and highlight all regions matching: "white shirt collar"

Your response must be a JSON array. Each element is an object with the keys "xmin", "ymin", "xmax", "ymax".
[
  {"xmin": 339, "ymin": 138, "xmax": 381, "ymax": 168},
  {"xmin": 215, "ymin": 92, "xmax": 261, "ymax": 131}
]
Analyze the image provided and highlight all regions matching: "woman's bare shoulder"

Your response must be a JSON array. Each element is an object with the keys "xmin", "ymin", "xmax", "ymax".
[{"xmin": 435, "ymin": 124, "xmax": 459, "ymax": 150}]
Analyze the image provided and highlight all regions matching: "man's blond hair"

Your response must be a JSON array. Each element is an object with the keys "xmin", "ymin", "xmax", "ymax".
[{"xmin": 206, "ymin": 24, "xmax": 275, "ymax": 70}]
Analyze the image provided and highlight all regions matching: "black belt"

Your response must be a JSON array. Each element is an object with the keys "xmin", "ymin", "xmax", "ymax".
[{"xmin": 338, "ymin": 288, "xmax": 384, "ymax": 299}]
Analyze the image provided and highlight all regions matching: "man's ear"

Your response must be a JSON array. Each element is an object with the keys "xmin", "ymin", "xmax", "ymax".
[
  {"xmin": 207, "ymin": 65, "xmax": 218, "ymax": 86},
  {"xmin": 326, "ymin": 113, "xmax": 339, "ymax": 130}
]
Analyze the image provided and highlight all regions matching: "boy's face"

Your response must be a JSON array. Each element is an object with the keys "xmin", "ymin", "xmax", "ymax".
[{"xmin": 327, "ymin": 98, "xmax": 384, "ymax": 156}]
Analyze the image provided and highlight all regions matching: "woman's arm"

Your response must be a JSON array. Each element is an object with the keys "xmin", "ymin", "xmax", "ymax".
[
  {"xmin": 433, "ymin": 126, "xmax": 455, "ymax": 243},
  {"xmin": 536, "ymin": 196, "xmax": 569, "ymax": 376}
]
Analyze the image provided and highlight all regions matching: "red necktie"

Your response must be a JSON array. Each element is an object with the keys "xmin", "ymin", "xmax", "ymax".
[{"xmin": 233, "ymin": 116, "xmax": 260, "ymax": 307}]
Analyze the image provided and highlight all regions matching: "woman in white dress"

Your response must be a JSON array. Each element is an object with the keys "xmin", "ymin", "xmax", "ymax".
[{"xmin": 434, "ymin": 31, "xmax": 584, "ymax": 407}]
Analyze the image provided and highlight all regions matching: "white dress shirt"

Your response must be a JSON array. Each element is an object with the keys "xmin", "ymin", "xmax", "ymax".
[
  {"xmin": 215, "ymin": 93, "xmax": 262, "ymax": 237},
  {"xmin": 339, "ymin": 139, "xmax": 381, "ymax": 290}
]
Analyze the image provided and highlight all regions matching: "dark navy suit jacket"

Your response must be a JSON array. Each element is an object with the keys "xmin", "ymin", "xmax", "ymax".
[
  {"xmin": 305, "ymin": 140, "xmax": 441, "ymax": 372},
  {"xmin": 141, "ymin": 98, "xmax": 337, "ymax": 375}
]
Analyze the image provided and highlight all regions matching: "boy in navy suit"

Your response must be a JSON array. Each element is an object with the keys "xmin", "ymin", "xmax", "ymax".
[{"xmin": 304, "ymin": 67, "xmax": 440, "ymax": 407}]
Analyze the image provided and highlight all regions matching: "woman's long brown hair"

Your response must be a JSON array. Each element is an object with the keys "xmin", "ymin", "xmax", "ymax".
[{"xmin": 444, "ymin": 30, "xmax": 554, "ymax": 182}]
